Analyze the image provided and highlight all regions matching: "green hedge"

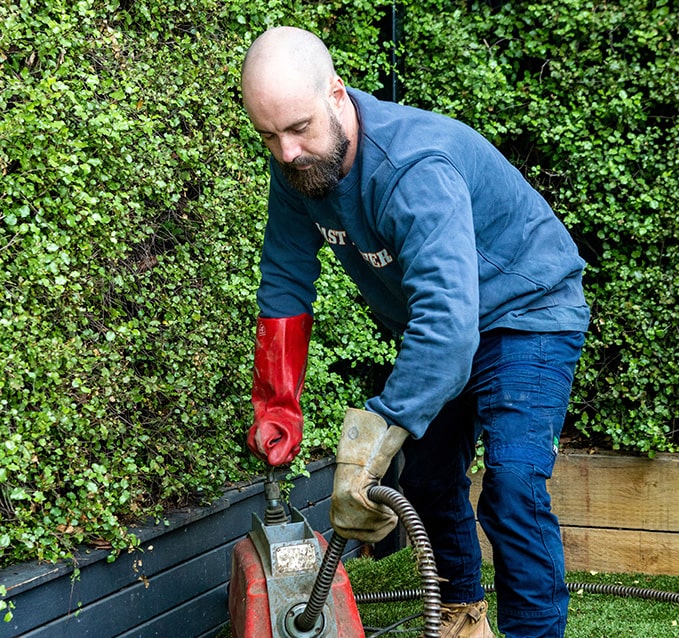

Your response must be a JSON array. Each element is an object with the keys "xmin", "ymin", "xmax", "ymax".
[
  {"xmin": 0, "ymin": 0, "xmax": 677, "ymax": 571},
  {"xmin": 402, "ymin": 0, "xmax": 678, "ymax": 453},
  {"xmin": 0, "ymin": 0, "xmax": 393, "ymax": 569}
]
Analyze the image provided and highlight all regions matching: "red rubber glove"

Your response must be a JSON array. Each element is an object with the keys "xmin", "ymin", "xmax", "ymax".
[{"xmin": 247, "ymin": 313, "xmax": 313, "ymax": 466}]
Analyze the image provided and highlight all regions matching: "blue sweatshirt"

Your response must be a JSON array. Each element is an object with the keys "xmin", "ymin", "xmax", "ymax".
[{"xmin": 257, "ymin": 88, "xmax": 590, "ymax": 438}]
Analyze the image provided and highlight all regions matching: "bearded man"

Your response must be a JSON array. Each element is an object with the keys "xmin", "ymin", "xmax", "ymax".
[{"xmin": 240, "ymin": 26, "xmax": 589, "ymax": 638}]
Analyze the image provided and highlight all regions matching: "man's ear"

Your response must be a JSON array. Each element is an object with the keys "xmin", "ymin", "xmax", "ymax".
[{"xmin": 329, "ymin": 76, "xmax": 349, "ymax": 111}]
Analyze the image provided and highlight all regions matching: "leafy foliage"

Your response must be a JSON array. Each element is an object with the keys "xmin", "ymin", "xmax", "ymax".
[
  {"xmin": 0, "ymin": 0, "xmax": 392, "ymax": 568},
  {"xmin": 401, "ymin": 0, "xmax": 679, "ymax": 455}
]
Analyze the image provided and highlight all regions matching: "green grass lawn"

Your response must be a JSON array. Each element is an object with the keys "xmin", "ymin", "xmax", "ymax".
[
  {"xmin": 221, "ymin": 547, "xmax": 679, "ymax": 637},
  {"xmin": 346, "ymin": 548, "xmax": 679, "ymax": 638}
]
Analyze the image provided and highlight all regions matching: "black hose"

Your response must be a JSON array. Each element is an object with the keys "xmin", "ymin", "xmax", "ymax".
[
  {"xmin": 295, "ymin": 531, "xmax": 348, "ymax": 632},
  {"xmin": 356, "ymin": 581, "xmax": 679, "ymax": 605}
]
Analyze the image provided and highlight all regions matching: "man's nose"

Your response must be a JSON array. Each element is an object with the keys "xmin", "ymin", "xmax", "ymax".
[{"xmin": 278, "ymin": 135, "xmax": 302, "ymax": 164}]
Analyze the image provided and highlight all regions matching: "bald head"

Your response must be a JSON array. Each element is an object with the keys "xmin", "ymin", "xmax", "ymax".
[
  {"xmin": 241, "ymin": 27, "xmax": 336, "ymax": 103},
  {"xmin": 240, "ymin": 27, "xmax": 359, "ymax": 188}
]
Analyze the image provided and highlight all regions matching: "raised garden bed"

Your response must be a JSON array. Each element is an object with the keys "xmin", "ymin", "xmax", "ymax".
[
  {"xmin": 1, "ymin": 458, "xmax": 361, "ymax": 638},
  {"xmin": 470, "ymin": 449, "xmax": 679, "ymax": 576}
]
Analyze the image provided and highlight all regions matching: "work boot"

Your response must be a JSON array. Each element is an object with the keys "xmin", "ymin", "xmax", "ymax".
[{"xmin": 437, "ymin": 600, "xmax": 495, "ymax": 638}]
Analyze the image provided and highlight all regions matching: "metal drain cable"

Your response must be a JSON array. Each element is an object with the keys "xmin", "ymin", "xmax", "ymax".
[
  {"xmin": 481, "ymin": 581, "xmax": 679, "ymax": 603},
  {"xmin": 368, "ymin": 485, "xmax": 441, "ymax": 638},
  {"xmin": 296, "ymin": 484, "xmax": 441, "ymax": 638},
  {"xmin": 566, "ymin": 581, "xmax": 679, "ymax": 603},
  {"xmin": 356, "ymin": 581, "xmax": 679, "ymax": 605}
]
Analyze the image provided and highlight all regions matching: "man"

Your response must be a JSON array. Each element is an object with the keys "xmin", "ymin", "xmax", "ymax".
[{"xmin": 241, "ymin": 26, "xmax": 589, "ymax": 638}]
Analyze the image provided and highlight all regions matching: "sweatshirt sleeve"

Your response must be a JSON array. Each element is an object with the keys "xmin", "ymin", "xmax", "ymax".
[
  {"xmin": 256, "ymin": 162, "xmax": 325, "ymax": 318},
  {"xmin": 365, "ymin": 155, "xmax": 480, "ymax": 438}
]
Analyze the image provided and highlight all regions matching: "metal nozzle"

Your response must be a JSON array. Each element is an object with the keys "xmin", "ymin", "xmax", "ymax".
[{"xmin": 264, "ymin": 469, "xmax": 288, "ymax": 525}]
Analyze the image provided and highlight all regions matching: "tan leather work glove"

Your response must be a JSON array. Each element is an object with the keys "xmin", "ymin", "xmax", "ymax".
[{"xmin": 330, "ymin": 408, "xmax": 410, "ymax": 543}]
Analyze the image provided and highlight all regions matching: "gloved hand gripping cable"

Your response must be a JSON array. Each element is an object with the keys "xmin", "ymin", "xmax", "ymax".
[
  {"xmin": 247, "ymin": 313, "xmax": 313, "ymax": 466},
  {"xmin": 300, "ymin": 409, "xmax": 442, "ymax": 638},
  {"xmin": 330, "ymin": 408, "xmax": 410, "ymax": 543}
]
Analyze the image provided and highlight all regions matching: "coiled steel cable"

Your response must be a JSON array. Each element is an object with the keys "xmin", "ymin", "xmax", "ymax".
[
  {"xmin": 481, "ymin": 581, "xmax": 679, "ymax": 603},
  {"xmin": 567, "ymin": 582, "xmax": 679, "ymax": 603},
  {"xmin": 356, "ymin": 588, "xmax": 426, "ymax": 604},
  {"xmin": 296, "ymin": 484, "xmax": 441, "ymax": 637},
  {"xmin": 368, "ymin": 485, "xmax": 441, "ymax": 638},
  {"xmin": 355, "ymin": 581, "xmax": 679, "ymax": 605},
  {"xmin": 295, "ymin": 531, "xmax": 348, "ymax": 632}
]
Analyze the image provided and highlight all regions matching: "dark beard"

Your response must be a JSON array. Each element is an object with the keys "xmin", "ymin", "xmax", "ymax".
[{"xmin": 278, "ymin": 116, "xmax": 350, "ymax": 200}]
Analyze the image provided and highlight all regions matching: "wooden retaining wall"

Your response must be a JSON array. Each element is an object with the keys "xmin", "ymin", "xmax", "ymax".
[{"xmin": 470, "ymin": 450, "xmax": 679, "ymax": 576}]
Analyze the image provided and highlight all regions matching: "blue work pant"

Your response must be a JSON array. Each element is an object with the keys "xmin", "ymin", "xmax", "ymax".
[{"xmin": 399, "ymin": 329, "xmax": 585, "ymax": 638}]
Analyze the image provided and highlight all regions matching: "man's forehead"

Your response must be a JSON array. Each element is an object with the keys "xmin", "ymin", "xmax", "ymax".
[
  {"xmin": 247, "ymin": 57, "xmax": 319, "ymax": 93},
  {"xmin": 246, "ymin": 85, "xmax": 320, "ymax": 132},
  {"xmin": 245, "ymin": 66, "xmax": 322, "ymax": 109}
]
